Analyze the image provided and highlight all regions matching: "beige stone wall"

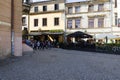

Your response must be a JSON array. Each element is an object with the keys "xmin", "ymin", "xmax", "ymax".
[
  {"xmin": 0, "ymin": 0, "xmax": 22, "ymax": 58},
  {"xmin": 13, "ymin": 0, "xmax": 22, "ymax": 56},
  {"xmin": 0, "ymin": 0, "xmax": 11, "ymax": 23},
  {"xmin": 0, "ymin": 0, "xmax": 11, "ymax": 58}
]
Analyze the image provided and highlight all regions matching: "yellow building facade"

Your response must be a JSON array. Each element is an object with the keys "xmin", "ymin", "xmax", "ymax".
[{"xmin": 28, "ymin": 0, "xmax": 66, "ymax": 42}]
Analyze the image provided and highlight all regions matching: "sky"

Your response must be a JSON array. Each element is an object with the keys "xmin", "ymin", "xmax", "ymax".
[{"xmin": 33, "ymin": 0, "xmax": 86, "ymax": 3}]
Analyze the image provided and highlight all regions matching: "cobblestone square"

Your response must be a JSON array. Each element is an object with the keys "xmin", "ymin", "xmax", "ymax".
[{"xmin": 0, "ymin": 48, "xmax": 120, "ymax": 80}]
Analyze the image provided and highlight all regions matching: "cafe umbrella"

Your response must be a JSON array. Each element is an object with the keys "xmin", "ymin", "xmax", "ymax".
[{"xmin": 67, "ymin": 31, "xmax": 92, "ymax": 38}]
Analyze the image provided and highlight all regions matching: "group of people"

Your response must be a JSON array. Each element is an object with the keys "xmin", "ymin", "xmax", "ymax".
[
  {"xmin": 31, "ymin": 40, "xmax": 52, "ymax": 50},
  {"xmin": 23, "ymin": 38, "xmax": 61, "ymax": 50},
  {"xmin": 23, "ymin": 39, "xmax": 53, "ymax": 50}
]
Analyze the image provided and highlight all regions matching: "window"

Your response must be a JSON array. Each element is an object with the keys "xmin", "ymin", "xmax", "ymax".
[
  {"xmin": 23, "ymin": 0, "xmax": 29, "ymax": 4},
  {"xmin": 55, "ymin": 4, "xmax": 59, "ymax": 10},
  {"xmin": 26, "ymin": 0, "xmax": 29, "ymax": 4},
  {"xmin": 75, "ymin": 6, "xmax": 80, "ymax": 13},
  {"xmin": 75, "ymin": 19, "xmax": 80, "ymax": 28},
  {"xmin": 22, "ymin": 17, "xmax": 26, "ymax": 26},
  {"xmin": 98, "ymin": 4, "xmax": 104, "ymax": 11},
  {"xmin": 118, "ymin": 19, "xmax": 120, "ymax": 27},
  {"xmin": 54, "ymin": 18, "xmax": 59, "ymax": 26},
  {"xmin": 68, "ymin": 7, "xmax": 73, "ymax": 14},
  {"xmin": 88, "ymin": 18, "xmax": 94, "ymax": 28},
  {"xmin": 98, "ymin": 18, "xmax": 104, "ymax": 28},
  {"xmin": 43, "ymin": 6, "xmax": 47, "ymax": 11},
  {"xmin": 67, "ymin": 19, "xmax": 72, "ymax": 28},
  {"xmin": 88, "ymin": 4, "xmax": 94, "ymax": 12},
  {"xmin": 34, "ymin": 6, "xmax": 38, "ymax": 12},
  {"xmin": 34, "ymin": 19, "xmax": 38, "ymax": 27},
  {"xmin": 115, "ymin": 13, "xmax": 118, "ymax": 26},
  {"xmin": 115, "ymin": 0, "xmax": 117, "ymax": 8},
  {"xmin": 42, "ymin": 18, "xmax": 47, "ymax": 26}
]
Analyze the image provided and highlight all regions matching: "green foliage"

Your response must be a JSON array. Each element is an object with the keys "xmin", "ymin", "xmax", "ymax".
[
  {"xmin": 22, "ymin": 28, "xmax": 28, "ymax": 39},
  {"xmin": 105, "ymin": 43, "xmax": 120, "ymax": 47},
  {"xmin": 49, "ymin": 29, "xmax": 64, "ymax": 33},
  {"xmin": 96, "ymin": 43, "xmax": 120, "ymax": 53}
]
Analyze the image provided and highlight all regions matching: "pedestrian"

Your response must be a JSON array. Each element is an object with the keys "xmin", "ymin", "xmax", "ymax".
[
  {"xmin": 47, "ymin": 40, "xmax": 51, "ymax": 49},
  {"xmin": 33, "ymin": 40, "xmax": 37, "ymax": 50},
  {"xmin": 32, "ymin": 41, "xmax": 35, "ymax": 49},
  {"xmin": 37, "ymin": 41, "xmax": 40, "ymax": 50},
  {"xmin": 41, "ymin": 41, "xmax": 44, "ymax": 50}
]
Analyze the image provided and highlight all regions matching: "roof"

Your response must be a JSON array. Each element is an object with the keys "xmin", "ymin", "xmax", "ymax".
[{"xmin": 31, "ymin": 0, "xmax": 65, "ymax": 5}]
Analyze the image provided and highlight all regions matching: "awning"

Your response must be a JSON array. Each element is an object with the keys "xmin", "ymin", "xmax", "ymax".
[
  {"xmin": 28, "ymin": 32, "xmax": 64, "ymax": 36},
  {"xmin": 28, "ymin": 32, "xmax": 42, "ymax": 36},
  {"xmin": 67, "ymin": 31, "xmax": 92, "ymax": 38},
  {"xmin": 95, "ymin": 33, "xmax": 120, "ymax": 39}
]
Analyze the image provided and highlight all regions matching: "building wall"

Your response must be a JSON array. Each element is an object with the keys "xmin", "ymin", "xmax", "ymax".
[
  {"xmin": 24, "ymin": 0, "xmax": 120, "ymax": 41},
  {"xmin": 0, "ymin": 0, "xmax": 11, "ymax": 58},
  {"xmin": 0, "ymin": 0, "xmax": 22, "ymax": 58},
  {"xmin": 29, "ymin": 12, "xmax": 65, "ymax": 31},
  {"xmin": 29, "ymin": 1, "xmax": 65, "ymax": 32},
  {"xmin": 111, "ymin": 0, "xmax": 120, "ymax": 35},
  {"xmin": 14, "ymin": 0, "xmax": 22, "ymax": 56},
  {"xmin": 118, "ymin": 0, "xmax": 120, "ymax": 18},
  {"xmin": 66, "ymin": 0, "xmax": 120, "ymax": 36},
  {"xmin": 30, "ymin": 3, "xmax": 65, "ymax": 13}
]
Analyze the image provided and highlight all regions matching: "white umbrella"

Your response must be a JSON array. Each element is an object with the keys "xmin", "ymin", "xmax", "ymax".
[{"xmin": 95, "ymin": 33, "xmax": 119, "ymax": 39}]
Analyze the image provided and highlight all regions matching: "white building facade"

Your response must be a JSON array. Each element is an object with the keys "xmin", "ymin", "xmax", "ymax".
[
  {"xmin": 22, "ymin": 0, "xmax": 32, "ymax": 30},
  {"xmin": 22, "ymin": 15, "xmax": 29, "ymax": 30},
  {"xmin": 66, "ymin": 0, "xmax": 120, "ymax": 37}
]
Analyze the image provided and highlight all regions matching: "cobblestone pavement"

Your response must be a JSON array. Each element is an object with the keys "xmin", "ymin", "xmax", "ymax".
[{"xmin": 0, "ymin": 48, "xmax": 120, "ymax": 80}]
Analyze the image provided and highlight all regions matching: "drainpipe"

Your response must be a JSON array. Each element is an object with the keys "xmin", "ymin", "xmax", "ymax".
[{"xmin": 11, "ymin": 0, "xmax": 14, "ymax": 56}]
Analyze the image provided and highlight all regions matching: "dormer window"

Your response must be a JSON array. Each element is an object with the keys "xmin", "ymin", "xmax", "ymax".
[
  {"xmin": 98, "ymin": 4, "xmax": 104, "ymax": 11},
  {"xmin": 55, "ymin": 4, "xmax": 59, "ymax": 10},
  {"xmin": 43, "ymin": 6, "xmax": 47, "ymax": 11},
  {"xmin": 34, "ymin": 6, "xmax": 38, "ymax": 12},
  {"xmin": 88, "ymin": 4, "xmax": 94, "ymax": 12}
]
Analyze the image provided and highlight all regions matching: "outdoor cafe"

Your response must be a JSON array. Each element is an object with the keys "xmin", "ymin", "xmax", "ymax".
[{"xmin": 67, "ymin": 31, "xmax": 94, "ymax": 49}]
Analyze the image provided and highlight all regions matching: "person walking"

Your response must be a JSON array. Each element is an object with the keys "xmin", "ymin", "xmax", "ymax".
[{"xmin": 37, "ymin": 41, "xmax": 40, "ymax": 50}]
